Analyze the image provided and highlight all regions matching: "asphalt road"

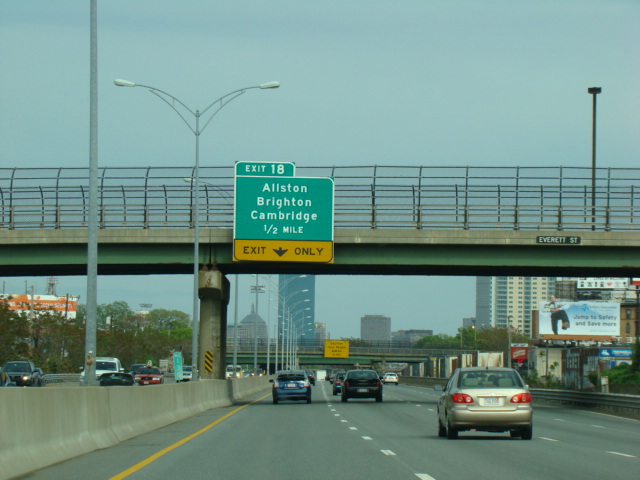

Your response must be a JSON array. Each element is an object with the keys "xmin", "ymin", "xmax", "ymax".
[{"xmin": 16, "ymin": 381, "xmax": 640, "ymax": 480}]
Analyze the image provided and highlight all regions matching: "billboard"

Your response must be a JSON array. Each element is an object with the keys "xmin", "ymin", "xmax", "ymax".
[
  {"xmin": 0, "ymin": 294, "xmax": 79, "ymax": 320},
  {"xmin": 538, "ymin": 300, "xmax": 619, "ymax": 338}
]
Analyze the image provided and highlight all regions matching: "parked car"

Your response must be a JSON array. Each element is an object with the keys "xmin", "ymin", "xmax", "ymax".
[
  {"xmin": 436, "ymin": 367, "xmax": 533, "ymax": 440},
  {"xmin": 332, "ymin": 373, "xmax": 346, "ymax": 395},
  {"xmin": 99, "ymin": 372, "xmax": 135, "ymax": 386},
  {"xmin": 1, "ymin": 360, "xmax": 45, "ymax": 387},
  {"xmin": 341, "ymin": 370, "xmax": 383, "ymax": 402},
  {"xmin": 305, "ymin": 369, "xmax": 316, "ymax": 386},
  {"xmin": 269, "ymin": 370, "xmax": 312, "ymax": 404},
  {"xmin": 134, "ymin": 366, "xmax": 164, "ymax": 385},
  {"xmin": 382, "ymin": 372, "xmax": 399, "ymax": 385}
]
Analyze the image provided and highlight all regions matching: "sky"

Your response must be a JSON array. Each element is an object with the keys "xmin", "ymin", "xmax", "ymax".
[{"xmin": 1, "ymin": 1, "xmax": 638, "ymax": 339}]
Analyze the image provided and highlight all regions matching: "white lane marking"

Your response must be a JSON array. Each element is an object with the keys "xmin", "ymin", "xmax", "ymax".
[
  {"xmin": 334, "ymin": 414, "xmax": 340, "ymax": 417},
  {"xmin": 415, "ymin": 474, "xmax": 437, "ymax": 480},
  {"xmin": 381, "ymin": 450, "xmax": 396, "ymax": 456},
  {"xmin": 362, "ymin": 436, "xmax": 373, "ymax": 440},
  {"xmin": 340, "ymin": 419, "xmax": 348, "ymax": 423},
  {"xmin": 330, "ymin": 408, "xmax": 336, "ymax": 411},
  {"xmin": 539, "ymin": 437, "xmax": 559, "ymax": 442},
  {"xmin": 554, "ymin": 418, "xmax": 566, "ymax": 422},
  {"xmin": 349, "ymin": 427, "xmax": 358, "ymax": 430},
  {"xmin": 607, "ymin": 451, "xmax": 636, "ymax": 458},
  {"xmin": 591, "ymin": 424, "xmax": 605, "ymax": 428}
]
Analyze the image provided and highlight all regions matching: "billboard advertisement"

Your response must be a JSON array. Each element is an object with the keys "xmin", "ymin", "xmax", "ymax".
[
  {"xmin": 0, "ymin": 294, "xmax": 79, "ymax": 320},
  {"xmin": 538, "ymin": 300, "xmax": 619, "ymax": 338}
]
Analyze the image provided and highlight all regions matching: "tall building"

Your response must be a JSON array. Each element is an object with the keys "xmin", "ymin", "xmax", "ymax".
[
  {"xmin": 278, "ymin": 274, "xmax": 316, "ymax": 345},
  {"xmin": 361, "ymin": 314, "xmax": 391, "ymax": 342},
  {"xmin": 475, "ymin": 276, "xmax": 557, "ymax": 335}
]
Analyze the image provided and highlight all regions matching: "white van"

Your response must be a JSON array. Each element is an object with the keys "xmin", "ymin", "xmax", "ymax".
[{"xmin": 80, "ymin": 357, "xmax": 123, "ymax": 381}]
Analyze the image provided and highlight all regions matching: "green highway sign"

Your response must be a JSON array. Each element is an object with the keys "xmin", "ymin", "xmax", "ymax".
[
  {"xmin": 234, "ymin": 175, "xmax": 334, "ymax": 242},
  {"xmin": 235, "ymin": 161, "xmax": 295, "ymax": 177}
]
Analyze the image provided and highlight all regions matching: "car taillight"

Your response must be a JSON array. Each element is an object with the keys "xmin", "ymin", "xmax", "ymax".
[
  {"xmin": 452, "ymin": 393, "xmax": 474, "ymax": 404},
  {"xmin": 343, "ymin": 379, "xmax": 350, "ymax": 387},
  {"xmin": 510, "ymin": 393, "xmax": 532, "ymax": 403}
]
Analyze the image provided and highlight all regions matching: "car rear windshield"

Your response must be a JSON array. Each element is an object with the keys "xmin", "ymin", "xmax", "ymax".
[
  {"xmin": 278, "ymin": 374, "xmax": 305, "ymax": 382},
  {"xmin": 348, "ymin": 371, "xmax": 378, "ymax": 379},
  {"xmin": 138, "ymin": 368, "xmax": 160, "ymax": 374},
  {"xmin": 96, "ymin": 361, "xmax": 117, "ymax": 370},
  {"xmin": 458, "ymin": 370, "xmax": 523, "ymax": 388}
]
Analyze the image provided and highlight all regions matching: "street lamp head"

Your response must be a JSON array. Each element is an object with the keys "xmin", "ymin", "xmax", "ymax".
[
  {"xmin": 588, "ymin": 87, "xmax": 602, "ymax": 95},
  {"xmin": 259, "ymin": 81, "xmax": 280, "ymax": 89},
  {"xmin": 114, "ymin": 79, "xmax": 136, "ymax": 87}
]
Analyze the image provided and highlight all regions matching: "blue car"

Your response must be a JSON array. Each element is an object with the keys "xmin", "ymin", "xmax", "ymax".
[{"xmin": 270, "ymin": 370, "xmax": 312, "ymax": 404}]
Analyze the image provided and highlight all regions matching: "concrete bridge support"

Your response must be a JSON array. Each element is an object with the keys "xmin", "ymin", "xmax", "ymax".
[{"xmin": 198, "ymin": 267, "xmax": 230, "ymax": 379}]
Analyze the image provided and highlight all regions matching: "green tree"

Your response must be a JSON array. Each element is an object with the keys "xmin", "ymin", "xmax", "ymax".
[{"xmin": 0, "ymin": 301, "xmax": 30, "ymax": 364}]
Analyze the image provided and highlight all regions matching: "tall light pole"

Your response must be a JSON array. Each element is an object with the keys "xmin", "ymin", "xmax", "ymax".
[
  {"xmin": 83, "ymin": 0, "xmax": 99, "ymax": 386},
  {"xmin": 114, "ymin": 79, "xmax": 279, "ymax": 377},
  {"xmin": 588, "ymin": 87, "xmax": 602, "ymax": 230}
]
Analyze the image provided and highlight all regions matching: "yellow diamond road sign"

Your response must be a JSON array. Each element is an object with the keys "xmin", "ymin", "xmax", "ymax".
[{"xmin": 234, "ymin": 239, "xmax": 333, "ymax": 263}]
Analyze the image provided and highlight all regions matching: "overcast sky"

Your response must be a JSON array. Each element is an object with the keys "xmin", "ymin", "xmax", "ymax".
[{"xmin": 1, "ymin": 1, "xmax": 638, "ymax": 338}]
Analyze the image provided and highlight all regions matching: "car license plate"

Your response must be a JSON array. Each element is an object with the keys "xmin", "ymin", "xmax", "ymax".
[
  {"xmin": 357, "ymin": 388, "xmax": 368, "ymax": 393},
  {"xmin": 143, "ymin": 381, "xmax": 149, "ymax": 385},
  {"xmin": 286, "ymin": 383, "xmax": 296, "ymax": 388},
  {"xmin": 483, "ymin": 397, "xmax": 499, "ymax": 405}
]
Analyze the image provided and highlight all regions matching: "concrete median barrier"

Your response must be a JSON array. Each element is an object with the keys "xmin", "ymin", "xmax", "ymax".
[{"xmin": 0, "ymin": 376, "xmax": 270, "ymax": 480}]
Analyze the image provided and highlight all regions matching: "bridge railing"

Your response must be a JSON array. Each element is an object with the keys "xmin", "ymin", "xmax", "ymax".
[{"xmin": 1, "ymin": 165, "xmax": 639, "ymax": 231}]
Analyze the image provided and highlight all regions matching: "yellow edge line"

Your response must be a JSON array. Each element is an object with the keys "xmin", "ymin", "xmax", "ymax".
[{"xmin": 109, "ymin": 393, "xmax": 271, "ymax": 480}]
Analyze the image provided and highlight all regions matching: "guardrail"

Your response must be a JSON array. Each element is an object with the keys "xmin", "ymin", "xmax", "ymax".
[
  {"xmin": 42, "ymin": 373, "xmax": 80, "ymax": 384},
  {"xmin": 401, "ymin": 377, "xmax": 640, "ymax": 420},
  {"xmin": 1, "ymin": 165, "xmax": 639, "ymax": 231},
  {"xmin": 529, "ymin": 388, "xmax": 640, "ymax": 420}
]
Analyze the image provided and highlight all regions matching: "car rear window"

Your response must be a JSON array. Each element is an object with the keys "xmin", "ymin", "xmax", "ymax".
[
  {"xmin": 349, "ymin": 371, "xmax": 378, "ymax": 379},
  {"xmin": 96, "ymin": 361, "xmax": 117, "ymax": 370},
  {"xmin": 278, "ymin": 374, "xmax": 305, "ymax": 382},
  {"xmin": 459, "ymin": 370, "xmax": 522, "ymax": 388},
  {"xmin": 138, "ymin": 368, "xmax": 161, "ymax": 374}
]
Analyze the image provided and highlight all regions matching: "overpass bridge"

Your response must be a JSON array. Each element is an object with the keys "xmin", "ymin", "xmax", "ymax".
[{"xmin": 1, "ymin": 165, "xmax": 639, "ymax": 378}]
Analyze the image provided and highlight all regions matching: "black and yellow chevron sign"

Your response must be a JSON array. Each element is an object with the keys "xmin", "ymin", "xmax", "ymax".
[{"xmin": 204, "ymin": 351, "xmax": 213, "ymax": 373}]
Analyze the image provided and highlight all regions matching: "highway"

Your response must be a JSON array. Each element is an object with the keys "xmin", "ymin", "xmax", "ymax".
[{"xmin": 18, "ymin": 381, "xmax": 639, "ymax": 480}]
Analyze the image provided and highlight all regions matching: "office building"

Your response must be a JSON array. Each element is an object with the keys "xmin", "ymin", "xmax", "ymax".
[
  {"xmin": 476, "ymin": 276, "xmax": 557, "ymax": 336},
  {"xmin": 361, "ymin": 314, "xmax": 391, "ymax": 342}
]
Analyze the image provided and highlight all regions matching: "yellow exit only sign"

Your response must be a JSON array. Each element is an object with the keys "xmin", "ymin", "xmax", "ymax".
[{"xmin": 234, "ymin": 239, "xmax": 333, "ymax": 263}]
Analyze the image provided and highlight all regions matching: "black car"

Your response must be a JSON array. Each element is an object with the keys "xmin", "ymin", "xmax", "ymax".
[
  {"xmin": 1, "ymin": 360, "xmax": 45, "ymax": 387},
  {"xmin": 341, "ymin": 369, "xmax": 383, "ymax": 402},
  {"xmin": 305, "ymin": 369, "xmax": 316, "ymax": 386},
  {"xmin": 99, "ymin": 372, "xmax": 135, "ymax": 386}
]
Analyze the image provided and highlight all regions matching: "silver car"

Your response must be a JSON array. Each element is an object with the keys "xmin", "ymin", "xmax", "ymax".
[{"xmin": 436, "ymin": 367, "xmax": 533, "ymax": 440}]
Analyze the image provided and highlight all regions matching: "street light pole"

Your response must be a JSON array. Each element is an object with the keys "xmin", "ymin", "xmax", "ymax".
[
  {"xmin": 114, "ymin": 79, "xmax": 279, "ymax": 377},
  {"xmin": 588, "ymin": 87, "xmax": 602, "ymax": 230}
]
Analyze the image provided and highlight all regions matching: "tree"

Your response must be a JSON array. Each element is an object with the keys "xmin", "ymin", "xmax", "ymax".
[{"xmin": 0, "ymin": 301, "xmax": 30, "ymax": 364}]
